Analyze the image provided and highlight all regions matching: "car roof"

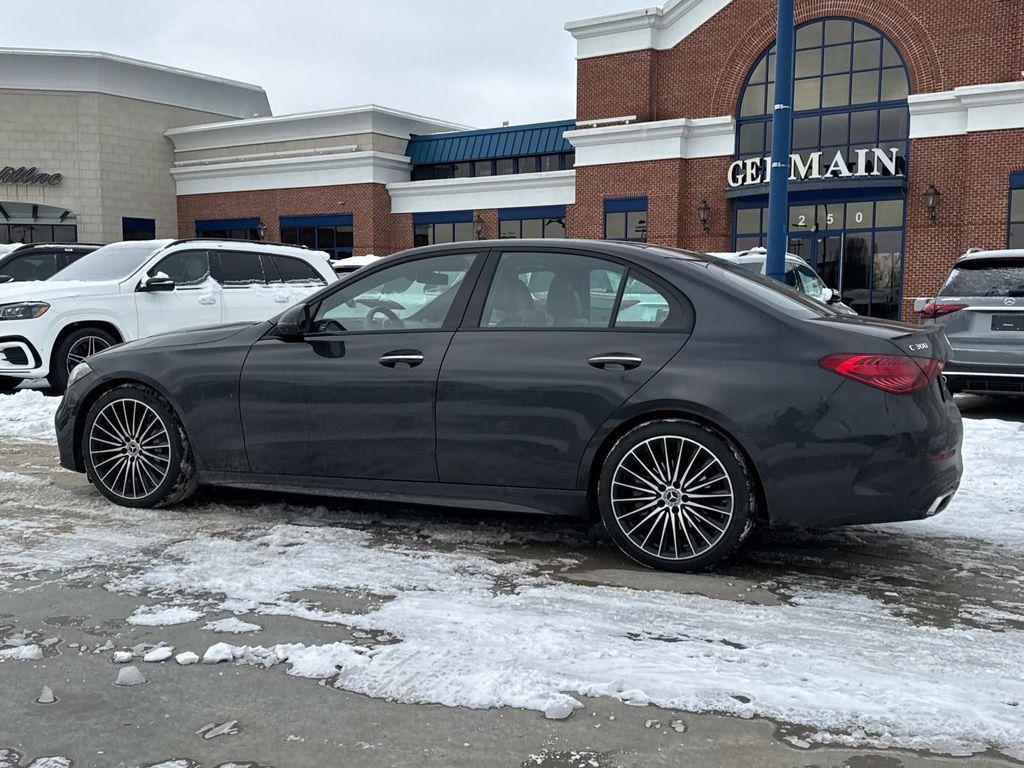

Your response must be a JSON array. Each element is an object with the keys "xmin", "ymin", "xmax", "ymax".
[
  {"xmin": 955, "ymin": 248, "xmax": 1024, "ymax": 264},
  {"xmin": 160, "ymin": 238, "xmax": 330, "ymax": 262},
  {"xmin": 391, "ymin": 238, "xmax": 710, "ymax": 267},
  {"xmin": 3, "ymin": 242, "xmax": 103, "ymax": 254}
]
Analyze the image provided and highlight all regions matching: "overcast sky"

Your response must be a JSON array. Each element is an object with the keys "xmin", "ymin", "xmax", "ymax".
[{"xmin": 7, "ymin": 0, "xmax": 644, "ymax": 127}]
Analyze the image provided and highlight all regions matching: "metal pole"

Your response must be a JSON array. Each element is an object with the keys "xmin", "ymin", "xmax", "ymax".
[{"xmin": 765, "ymin": 0, "xmax": 795, "ymax": 282}]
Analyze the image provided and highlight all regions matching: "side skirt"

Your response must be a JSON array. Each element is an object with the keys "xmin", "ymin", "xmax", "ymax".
[{"xmin": 198, "ymin": 470, "xmax": 590, "ymax": 518}]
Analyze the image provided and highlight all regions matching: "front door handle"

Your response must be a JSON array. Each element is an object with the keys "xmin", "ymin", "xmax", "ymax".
[
  {"xmin": 198, "ymin": 296, "xmax": 217, "ymax": 306},
  {"xmin": 589, "ymin": 353, "xmax": 642, "ymax": 370},
  {"xmin": 379, "ymin": 349, "xmax": 424, "ymax": 368}
]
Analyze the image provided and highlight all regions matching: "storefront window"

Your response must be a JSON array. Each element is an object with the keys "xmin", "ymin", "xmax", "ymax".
[
  {"xmin": 605, "ymin": 198, "xmax": 648, "ymax": 242},
  {"xmin": 279, "ymin": 214, "xmax": 353, "ymax": 259},
  {"xmin": 195, "ymin": 218, "xmax": 261, "ymax": 241},
  {"xmin": 1009, "ymin": 175, "xmax": 1024, "ymax": 249},
  {"xmin": 413, "ymin": 213, "xmax": 475, "ymax": 247},
  {"xmin": 498, "ymin": 206, "xmax": 566, "ymax": 240}
]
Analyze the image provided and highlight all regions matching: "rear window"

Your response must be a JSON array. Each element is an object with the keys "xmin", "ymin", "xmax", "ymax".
[
  {"xmin": 274, "ymin": 255, "xmax": 325, "ymax": 284},
  {"xmin": 708, "ymin": 262, "xmax": 833, "ymax": 319},
  {"xmin": 218, "ymin": 251, "xmax": 265, "ymax": 285},
  {"xmin": 939, "ymin": 258, "xmax": 1024, "ymax": 298}
]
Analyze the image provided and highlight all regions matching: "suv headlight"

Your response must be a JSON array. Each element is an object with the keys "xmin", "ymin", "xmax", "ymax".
[{"xmin": 0, "ymin": 302, "xmax": 49, "ymax": 321}]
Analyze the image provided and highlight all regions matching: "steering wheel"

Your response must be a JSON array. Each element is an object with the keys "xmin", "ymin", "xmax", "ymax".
[
  {"xmin": 366, "ymin": 305, "xmax": 405, "ymax": 330},
  {"xmin": 318, "ymin": 319, "xmax": 346, "ymax": 333}
]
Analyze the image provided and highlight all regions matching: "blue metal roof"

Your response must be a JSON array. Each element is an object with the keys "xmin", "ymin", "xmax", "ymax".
[{"xmin": 407, "ymin": 120, "xmax": 575, "ymax": 165}]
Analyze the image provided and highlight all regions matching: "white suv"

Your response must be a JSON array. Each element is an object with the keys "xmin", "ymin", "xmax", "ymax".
[{"xmin": 0, "ymin": 238, "xmax": 336, "ymax": 391}]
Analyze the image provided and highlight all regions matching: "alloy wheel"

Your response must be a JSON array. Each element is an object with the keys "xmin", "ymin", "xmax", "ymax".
[
  {"xmin": 88, "ymin": 398, "xmax": 172, "ymax": 501},
  {"xmin": 610, "ymin": 435, "xmax": 735, "ymax": 561},
  {"xmin": 66, "ymin": 335, "xmax": 111, "ymax": 374}
]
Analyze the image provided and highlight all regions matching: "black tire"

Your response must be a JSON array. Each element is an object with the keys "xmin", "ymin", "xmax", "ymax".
[
  {"xmin": 82, "ymin": 384, "xmax": 198, "ymax": 508},
  {"xmin": 49, "ymin": 326, "xmax": 117, "ymax": 392},
  {"xmin": 597, "ymin": 419, "xmax": 754, "ymax": 572},
  {"xmin": 0, "ymin": 376, "xmax": 22, "ymax": 393}
]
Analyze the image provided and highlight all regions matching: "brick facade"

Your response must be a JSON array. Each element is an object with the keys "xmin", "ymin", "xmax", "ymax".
[{"xmin": 176, "ymin": 184, "xmax": 412, "ymax": 257}]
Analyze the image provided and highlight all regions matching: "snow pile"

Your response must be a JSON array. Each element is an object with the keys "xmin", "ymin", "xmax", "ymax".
[
  {"xmin": 0, "ymin": 390, "xmax": 59, "ymax": 443},
  {"xmin": 203, "ymin": 617, "xmax": 262, "ymax": 633},
  {"xmin": 126, "ymin": 605, "xmax": 204, "ymax": 627}
]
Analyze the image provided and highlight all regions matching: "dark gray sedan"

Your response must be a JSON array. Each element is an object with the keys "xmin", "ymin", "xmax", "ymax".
[{"xmin": 55, "ymin": 240, "xmax": 963, "ymax": 571}]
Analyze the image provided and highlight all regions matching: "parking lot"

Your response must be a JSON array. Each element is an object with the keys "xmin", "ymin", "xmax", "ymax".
[{"xmin": 0, "ymin": 389, "xmax": 1020, "ymax": 767}]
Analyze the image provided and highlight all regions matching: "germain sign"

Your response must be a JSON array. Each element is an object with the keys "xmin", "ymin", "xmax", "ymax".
[
  {"xmin": 727, "ymin": 147, "xmax": 903, "ymax": 188},
  {"xmin": 0, "ymin": 166, "xmax": 63, "ymax": 186}
]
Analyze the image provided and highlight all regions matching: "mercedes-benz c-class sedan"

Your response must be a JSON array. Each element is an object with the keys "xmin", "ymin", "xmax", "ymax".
[{"xmin": 55, "ymin": 240, "xmax": 963, "ymax": 571}]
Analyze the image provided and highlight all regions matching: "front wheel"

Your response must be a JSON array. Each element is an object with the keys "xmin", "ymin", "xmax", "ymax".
[
  {"xmin": 50, "ymin": 327, "xmax": 116, "ymax": 392},
  {"xmin": 598, "ymin": 420, "xmax": 753, "ymax": 572},
  {"xmin": 82, "ymin": 384, "xmax": 197, "ymax": 508}
]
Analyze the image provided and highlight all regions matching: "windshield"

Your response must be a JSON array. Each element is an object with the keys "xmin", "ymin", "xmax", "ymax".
[
  {"xmin": 939, "ymin": 258, "xmax": 1024, "ymax": 298},
  {"xmin": 53, "ymin": 241, "xmax": 162, "ymax": 282},
  {"xmin": 708, "ymin": 262, "xmax": 833, "ymax": 318}
]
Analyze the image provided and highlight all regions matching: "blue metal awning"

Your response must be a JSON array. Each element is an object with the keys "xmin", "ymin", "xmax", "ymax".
[{"xmin": 407, "ymin": 120, "xmax": 575, "ymax": 164}]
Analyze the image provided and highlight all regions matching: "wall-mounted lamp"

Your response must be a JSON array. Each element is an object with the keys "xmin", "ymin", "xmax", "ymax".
[
  {"xmin": 472, "ymin": 211, "xmax": 484, "ymax": 240},
  {"xmin": 256, "ymin": 221, "xmax": 268, "ymax": 240},
  {"xmin": 923, "ymin": 185, "xmax": 941, "ymax": 223},
  {"xmin": 697, "ymin": 199, "xmax": 710, "ymax": 233}
]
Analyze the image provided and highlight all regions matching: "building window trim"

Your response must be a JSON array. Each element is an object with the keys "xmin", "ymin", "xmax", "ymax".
[
  {"xmin": 604, "ymin": 197, "xmax": 648, "ymax": 243},
  {"xmin": 413, "ymin": 210, "xmax": 475, "ymax": 247}
]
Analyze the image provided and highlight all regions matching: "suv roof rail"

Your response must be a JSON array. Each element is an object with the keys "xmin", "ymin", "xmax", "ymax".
[{"xmin": 163, "ymin": 237, "xmax": 314, "ymax": 250}]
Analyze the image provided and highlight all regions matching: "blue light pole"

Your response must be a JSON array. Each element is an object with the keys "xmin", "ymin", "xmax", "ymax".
[{"xmin": 765, "ymin": 0, "xmax": 795, "ymax": 282}]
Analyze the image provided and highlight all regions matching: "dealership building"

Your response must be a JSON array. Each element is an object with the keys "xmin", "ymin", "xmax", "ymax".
[{"xmin": 2, "ymin": 0, "xmax": 1023, "ymax": 317}]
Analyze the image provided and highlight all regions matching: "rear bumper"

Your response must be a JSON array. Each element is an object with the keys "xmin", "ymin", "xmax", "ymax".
[
  {"xmin": 745, "ymin": 378, "xmax": 964, "ymax": 529},
  {"xmin": 943, "ymin": 361, "xmax": 1024, "ymax": 395}
]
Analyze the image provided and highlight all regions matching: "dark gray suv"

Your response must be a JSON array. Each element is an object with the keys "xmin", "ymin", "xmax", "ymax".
[{"xmin": 917, "ymin": 249, "xmax": 1024, "ymax": 396}]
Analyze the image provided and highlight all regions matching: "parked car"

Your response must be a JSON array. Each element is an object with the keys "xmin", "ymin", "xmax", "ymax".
[
  {"xmin": 916, "ymin": 248, "xmax": 1024, "ymax": 396},
  {"xmin": 712, "ymin": 248, "xmax": 856, "ymax": 314},
  {"xmin": 0, "ymin": 243, "xmax": 102, "ymax": 283},
  {"xmin": 0, "ymin": 238, "xmax": 335, "ymax": 392},
  {"xmin": 56, "ymin": 239, "xmax": 962, "ymax": 571},
  {"xmin": 330, "ymin": 253, "xmax": 381, "ymax": 277}
]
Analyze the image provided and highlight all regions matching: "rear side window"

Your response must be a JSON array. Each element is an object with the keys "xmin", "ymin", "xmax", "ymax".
[
  {"xmin": 217, "ymin": 251, "xmax": 265, "ymax": 285},
  {"xmin": 614, "ymin": 275, "xmax": 676, "ymax": 328},
  {"xmin": 274, "ymin": 255, "xmax": 326, "ymax": 285},
  {"xmin": 0, "ymin": 252, "xmax": 59, "ymax": 281},
  {"xmin": 939, "ymin": 258, "xmax": 1024, "ymax": 297},
  {"xmin": 149, "ymin": 250, "xmax": 211, "ymax": 287}
]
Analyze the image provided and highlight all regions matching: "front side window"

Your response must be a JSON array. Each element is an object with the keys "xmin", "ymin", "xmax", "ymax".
[
  {"xmin": 312, "ymin": 253, "xmax": 475, "ymax": 333},
  {"xmin": 0, "ymin": 253, "xmax": 59, "ymax": 282},
  {"xmin": 149, "ymin": 250, "xmax": 211, "ymax": 287},
  {"xmin": 217, "ymin": 251, "xmax": 265, "ymax": 285},
  {"xmin": 480, "ymin": 251, "xmax": 625, "ymax": 329}
]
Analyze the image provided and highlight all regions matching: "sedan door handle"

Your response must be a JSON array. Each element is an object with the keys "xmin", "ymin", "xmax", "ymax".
[
  {"xmin": 198, "ymin": 296, "xmax": 217, "ymax": 305},
  {"xmin": 589, "ymin": 353, "xmax": 642, "ymax": 370},
  {"xmin": 379, "ymin": 349, "xmax": 424, "ymax": 368}
]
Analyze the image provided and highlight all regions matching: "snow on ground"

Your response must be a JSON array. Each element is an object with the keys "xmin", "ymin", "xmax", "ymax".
[
  {"xmin": 3, "ymin": 391, "xmax": 1024, "ymax": 758},
  {"xmin": 126, "ymin": 604, "xmax": 205, "ymax": 626},
  {"xmin": 0, "ymin": 390, "xmax": 59, "ymax": 443},
  {"xmin": 203, "ymin": 617, "xmax": 262, "ymax": 633}
]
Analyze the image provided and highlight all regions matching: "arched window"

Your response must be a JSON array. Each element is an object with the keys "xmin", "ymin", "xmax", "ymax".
[{"xmin": 736, "ymin": 18, "xmax": 909, "ymax": 166}]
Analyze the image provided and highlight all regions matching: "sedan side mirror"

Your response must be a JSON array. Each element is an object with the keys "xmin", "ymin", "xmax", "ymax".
[
  {"xmin": 276, "ymin": 304, "xmax": 309, "ymax": 339},
  {"xmin": 137, "ymin": 273, "xmax": 176, "ymax": 292}
]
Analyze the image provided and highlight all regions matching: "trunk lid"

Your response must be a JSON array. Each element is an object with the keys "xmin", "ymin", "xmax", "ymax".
[{"xmin": 810, "ymin": 314, "xmax": 951, "ymax": 361}]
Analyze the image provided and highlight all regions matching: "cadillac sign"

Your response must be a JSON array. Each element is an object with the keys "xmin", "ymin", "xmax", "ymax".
[
  {"xmin": 728, "ymin": 147, "xmax": 903, "ymax": 188},
  {"xmin": 0, "ymin": 166, "xmax": 63, "ymax": 186}
]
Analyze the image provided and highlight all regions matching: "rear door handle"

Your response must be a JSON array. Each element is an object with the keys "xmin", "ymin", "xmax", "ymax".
[
  {"xmin": 379, "ymin": 349, "xmax": 424, "ymax": 368},
  {"xmin": 589, "ymin": 354, "xmax": 642, "ymax": 370},
  {"xmin": 198, "ymin": 296, "xmax": 217, "ymax": 305}
]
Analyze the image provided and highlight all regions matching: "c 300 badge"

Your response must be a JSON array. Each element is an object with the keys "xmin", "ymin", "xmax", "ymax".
[{"xmin": 908, "ymin": 342, "xmax": 930, "ymax": 351}]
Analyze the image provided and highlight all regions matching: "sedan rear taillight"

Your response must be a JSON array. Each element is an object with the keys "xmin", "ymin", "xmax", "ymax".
[
  {"xmin": 818, "ymin": 353, "xmax": 944, "ymax": 394},
  {"xmin": 919, "ymin": 302, "xmax": 966, "ymax": 319}
]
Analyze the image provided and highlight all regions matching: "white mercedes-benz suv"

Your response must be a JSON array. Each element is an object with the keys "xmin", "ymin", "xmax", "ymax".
[{"xmin": 0, "ymin": 238, "xmax": 336, "ymax": 391}]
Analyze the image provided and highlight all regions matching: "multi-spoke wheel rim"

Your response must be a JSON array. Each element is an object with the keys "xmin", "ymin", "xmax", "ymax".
[
  {"xmin": 66, "ymin": 335, "xmax": 111, "ymax": 374},
  {"xmin": 610, "ymin": 436, "xmax": 734, "ymax": 561},
  {"xmin": 88, "ymin": 399, "xmax": 171, "ymax": 501}
]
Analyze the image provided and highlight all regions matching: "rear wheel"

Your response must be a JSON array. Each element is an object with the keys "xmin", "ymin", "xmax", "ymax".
[
  {"xmin": 0, "ymin": 376, "xmax": 22, "ymax": 393},
  {"xmin": 50, "ymin": 327, "xmax": 116, "ymax": 392},
  {"xmin": 598, "ymin": 420, "xmax": 753, "ymax": 572},
  {"xmin": 82, "ymin": 384, "xmax": 197, "ymax": 508}
]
